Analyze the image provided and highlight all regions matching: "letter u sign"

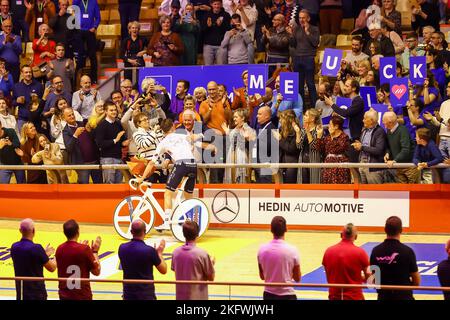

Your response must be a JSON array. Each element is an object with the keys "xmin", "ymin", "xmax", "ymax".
[{"xmin": 321, "ymin": 48, "xmax": 343, "ymax": 77}]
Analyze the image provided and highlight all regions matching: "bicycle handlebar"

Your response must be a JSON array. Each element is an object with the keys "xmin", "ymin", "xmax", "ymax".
[{"xmin": 128, "ymin": 178, "xmax": 152, "ymax": 193}]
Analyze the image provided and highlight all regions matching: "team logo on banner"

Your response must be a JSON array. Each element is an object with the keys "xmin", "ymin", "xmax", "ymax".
[
  {"xmin": 380, "ymin": 57, "xmax": 396, "ymax": 85},
  {"xmin": 360, "ymin": 86, "xmax": 377, "ymax": 112},
  {"xmin": 390, "ymin": 78, "xmax": 409, "ymax": 107},
  {"xmin": 279, "ymin": 72, "xmax": 299, "ymax": 101},
  {"xmin": 409, "ymin": 56, "xmax": 426, "ymax": 85},
  {"xmin": 247, "ymin": 67, "xmax": 267, "ymax": 95},
  {"xmin": 321, "ymin": 48, "xmax": 343, "ymax": 77}
]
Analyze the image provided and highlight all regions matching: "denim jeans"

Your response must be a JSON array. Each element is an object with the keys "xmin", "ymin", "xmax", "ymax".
[
  {"xmin": 100, "ymin": 158, "xmax": 123, "ymax": 184},
  {"xmin": 0, "ymin": 170, "xmax": 26, "ymax": 184},
  {"xmin": 77, "ymin": 161, "xmax": 103, "ymax": 184},
  {"xmin": 292, "ymin": 56, "xmax": 318, "ymax": 108},
  {"xmin": 203, "ymin": 45, "xmax": 221, "ymax": 65},
  {"xmin": 442, "ymin": 168, "xmax": 450, "ymax": 183}
]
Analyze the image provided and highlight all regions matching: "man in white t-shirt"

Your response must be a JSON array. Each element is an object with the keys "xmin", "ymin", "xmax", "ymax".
[
  {"xmin": 257, "ymin": 216, "xmax": 301, "ymax": 300},
  {"xmin": 343, "ymin": 36, "xmax": 369, "ymax": 71},
  {"xmin": 137, "ymin": 118, "xmax": 197, "ymax": 230}
]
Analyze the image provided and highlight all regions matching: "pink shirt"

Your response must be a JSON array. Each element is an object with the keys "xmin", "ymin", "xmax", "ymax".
[
  {"xmin": 171, "ymin": 242, "xmax": 215, "ymax": 300},
  {"xmin": 257, "ymin": 239, "xmax": 300, "ymax": 296}
]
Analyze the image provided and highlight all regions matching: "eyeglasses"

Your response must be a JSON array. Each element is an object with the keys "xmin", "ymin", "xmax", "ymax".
[
  {"xmin": 139, "ymin": 118, "xmax": 149, "ymax": 123},
  {"xmin": 54, "ymin": 81, "xmax": 63, "ymax": 85}
]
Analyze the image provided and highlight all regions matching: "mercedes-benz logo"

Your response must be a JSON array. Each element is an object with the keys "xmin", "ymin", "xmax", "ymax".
[{"xmin": 211, "ymin": 190, "xmax": 240, "ymax": 223}]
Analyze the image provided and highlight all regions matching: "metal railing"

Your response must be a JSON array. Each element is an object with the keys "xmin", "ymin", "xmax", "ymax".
[
  {"xmin": 1, "ymin": 276, "xmax": 449, "ymax": 300},
  {"xmin": 1, "ymin": 163, "xmax": 449, "ymax": 184}
]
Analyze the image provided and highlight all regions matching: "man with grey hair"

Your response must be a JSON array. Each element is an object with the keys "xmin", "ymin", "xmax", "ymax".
[
  {"xmin": 10, "ymin": 219, "xmax": 56, "ymax": 300},
  {"xmin": 72, "ymin": 75, "xmax": 102, "ymax": 121},
  {"xmin": 322, "ymin": 223, "xmax": 371, "ymax": 300},
  {"xmin": 363, "ymin": 22, "xmax": 395, "ymax": 58},
  {"xmin": 253, "ymin": 105, "xmax": 277, "ymax": 183},
  {"xmin": 118, "ymin": 219, "xmax": 167, "ymax": 300},
  {"xmin": 421, "ymin": 25, "xmax": 435, "ymax": 46},
  {"xmin": 382, "ymin": 111, "xmax": 419, "ymax": 183},
  {"xmin": 352, "ymin": 109, "xmax": 387, "ymax": 184}
]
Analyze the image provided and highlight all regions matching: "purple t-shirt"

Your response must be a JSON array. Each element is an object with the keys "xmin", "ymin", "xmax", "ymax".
[{"xmin": 11, "ymin": 238, "xmax": 49, "ymax": 300}]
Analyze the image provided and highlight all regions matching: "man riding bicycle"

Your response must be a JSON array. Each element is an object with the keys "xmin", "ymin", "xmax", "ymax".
[{"xmin": 136, "ymin": 119, "xmax": 197, "ymax": 231}]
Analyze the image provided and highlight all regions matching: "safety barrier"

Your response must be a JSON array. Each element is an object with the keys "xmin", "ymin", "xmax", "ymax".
[
  {"xmin": 1, "ymin": 162, "xmax": 450, "ymax": 184},
  {"xmin": 1, "ymin": 276, "xmax": 449, "ymax": 300},
  {"xmin": 1, "ymin": 163, "xmax": 450, "ymax": 232}
]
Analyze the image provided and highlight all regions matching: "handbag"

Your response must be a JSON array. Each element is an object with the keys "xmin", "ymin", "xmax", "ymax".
[{"xmin": 32, "ymin": 62, "xmax": 49, "ymax": 78}]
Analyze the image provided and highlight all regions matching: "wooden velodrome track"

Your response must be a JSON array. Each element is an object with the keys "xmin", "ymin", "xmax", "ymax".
[{"xmin": 0, "ymin": 219, "xmax": 448, "ymax": 300}]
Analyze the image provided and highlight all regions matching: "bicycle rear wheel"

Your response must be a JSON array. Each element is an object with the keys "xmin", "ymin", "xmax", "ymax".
[
  {"xmin": 170, "ymin": 198, "xmax": 210, "ymax": 242},
  {"xmin": 113, "ymin": 196, "xmax": 155, "ymax": 239}
]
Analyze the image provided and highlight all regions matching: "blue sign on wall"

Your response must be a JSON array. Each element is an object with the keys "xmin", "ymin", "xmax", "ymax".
[
  {"xmin": 298, "ymin": 243, "xmax": 447, "ymax": 296},
  {"xmin": 138, "ymin": 65, "xmax": 269, "ymax": 101}
]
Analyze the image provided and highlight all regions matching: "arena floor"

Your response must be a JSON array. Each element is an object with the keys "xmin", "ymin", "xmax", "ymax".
[{"xmin": 0, "ymin": 219, "xmax": 448, "ymax": 300}]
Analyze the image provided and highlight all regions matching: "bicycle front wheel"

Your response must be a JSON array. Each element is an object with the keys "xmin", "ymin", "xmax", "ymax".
[
  {"xmin": 113, "ymin": 196, "xmax": 155, "ymax": 239},
  {"xmin": 170, "ymin": 198, "xmax": 210, "ymax": 242}
]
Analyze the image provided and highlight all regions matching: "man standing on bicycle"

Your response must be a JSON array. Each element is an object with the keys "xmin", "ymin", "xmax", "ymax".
[{"xmin": 136, "ymin": 119, "xmax": 197, "ymax": 231}]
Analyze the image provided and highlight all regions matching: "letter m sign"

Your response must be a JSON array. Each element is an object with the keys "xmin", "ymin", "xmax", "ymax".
[{"xmin": 248, "ymin": 66, "xmax": 267, "ymax": 96}]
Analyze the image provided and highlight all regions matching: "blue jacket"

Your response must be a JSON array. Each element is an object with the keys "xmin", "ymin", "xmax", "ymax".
[
  {"xmin": 0, "ymin": 33, "xmax": 22, "ymax": 64},
  {"xmin": 72, "ymin": 0, "xmax": 101, "ymax": 31},
  {"xmin": 413, "ymin": 140, "xmax": 443, "ymax": 167},
  {"xmin": 271, "ymin": 91, "xmax": 303, "ymax": 125},
  {"xmin": 12, "ymin": 80, "xmax": 44, "ymax": 121},
  {"xmin": 0, "ymin": 73, "xmax": 14, "ymax": 97}
]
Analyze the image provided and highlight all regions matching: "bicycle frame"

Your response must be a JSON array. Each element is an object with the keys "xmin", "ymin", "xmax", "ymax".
[{"xmin": 129, "ymin": 178, "xmax": 188, "ymax": 222}]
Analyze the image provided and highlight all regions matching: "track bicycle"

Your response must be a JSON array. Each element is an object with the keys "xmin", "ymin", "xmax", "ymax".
[{"xmin": 113, "ymin": 178, "xmax": 210, "ymax": 242}]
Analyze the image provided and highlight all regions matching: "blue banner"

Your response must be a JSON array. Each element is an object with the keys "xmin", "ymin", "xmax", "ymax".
[
  {"xmin": 138, "ymin": 65, "xmax": 269, "ymax": 101},
  {"xmin": 390, "ymin": 78, "xmax": 409, "ymax": 108},
  {"xmin": 247, "ymin": 66, "xmax": 268, "ymax": 95},
  {"xmin": 335, "ymin": 96, "xmax": 351, "ymax": 128},
  {"xmin": 360, "ymin": 86, "xmax": 377, "ymax": 112},
  {"xmin": 379, "ymin": 57, "xmax": 397, "ymax": 85},
  {"xmin": 371, "ymin": 103, "xmax": 389, "ymax": 130},
  {"xmin": 321, "ymin": 48, "xmax": 343, "ymax": 77},
  {"xmin": 279, "ymin": 72, "xmax": 299, "ymax": 101},
  {"xmin": 409, "ymin": 56, "xmax": 426, "ymax": 85}
]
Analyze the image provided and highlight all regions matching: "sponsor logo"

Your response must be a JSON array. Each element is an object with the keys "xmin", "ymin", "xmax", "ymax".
[
  {"xmin": 212, "ymin": 190, "xmax": 240, "ymax": 223},
  {"xmin": 376, "ymin": 252, "xmax": 399, "ymax": 264}
]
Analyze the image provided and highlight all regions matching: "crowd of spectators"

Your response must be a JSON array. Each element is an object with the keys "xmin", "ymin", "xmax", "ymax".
[
  {"xmin": 9, "ymin": 216, "xmax": 450, "ymax": 300},
  {"xmin": 0, "ymin": 0, "xmax": 450, "ymax": 185}
]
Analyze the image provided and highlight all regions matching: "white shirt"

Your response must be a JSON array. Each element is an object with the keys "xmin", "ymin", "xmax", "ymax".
[{"xmin": 152, "ymin": 132, "xmax": 195, "ymax": 162}]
